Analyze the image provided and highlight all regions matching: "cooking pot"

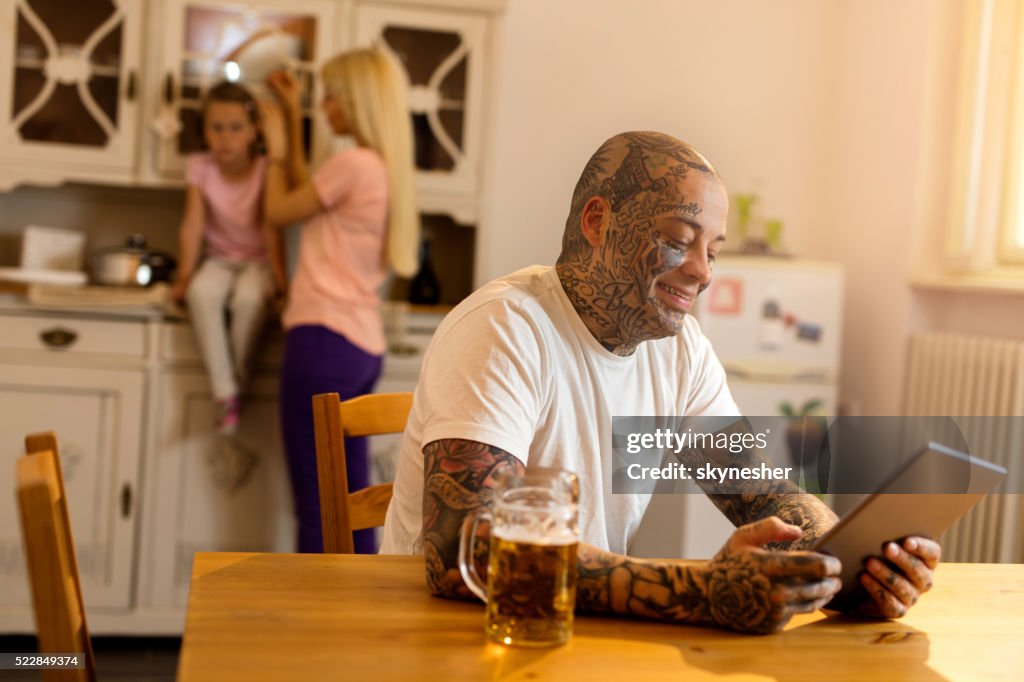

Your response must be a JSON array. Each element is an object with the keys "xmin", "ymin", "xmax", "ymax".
[{"xmin": 91, "ymin": 234, "xmax": 176, "ymax": 287}]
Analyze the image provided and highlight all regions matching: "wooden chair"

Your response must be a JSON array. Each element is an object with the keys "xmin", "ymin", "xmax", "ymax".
[
  {"xmin": 312, "ymin": 392, "xmax": 413, "ymax": 553},
  {"xmin": 16, "ymin": 432, "xmax": 96, "ymax": 682}
]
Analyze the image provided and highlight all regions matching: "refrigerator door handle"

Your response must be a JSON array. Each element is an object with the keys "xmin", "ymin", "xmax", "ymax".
[
  {"xmin": 723, "ymin": 364, "xmax": 751, "ymax": 380},
  {"xmin": 723, "ymin": 364, "xmax": 833, "ymax": 383},
  {"xmin": 791, "ymin": 369, "xmax": 832, "ymax": 382}
]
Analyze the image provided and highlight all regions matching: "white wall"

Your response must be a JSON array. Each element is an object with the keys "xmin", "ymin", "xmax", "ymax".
[
  {"xmin": 479, "ymin": 0, "xmax": 832, "ymax": 281},
  {"xmin": 813, "ymin": 0, "xmax": 938, "ymax": 415}
]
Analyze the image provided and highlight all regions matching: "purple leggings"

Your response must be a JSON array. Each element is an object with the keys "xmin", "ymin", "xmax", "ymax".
[{"xmin": 280, "ymin": 325, "xmax": 382, "ymax": 553}]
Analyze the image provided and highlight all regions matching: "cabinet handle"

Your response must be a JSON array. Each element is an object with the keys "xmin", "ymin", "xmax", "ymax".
[
  {"xmin": 40, "ymin": 327, "xmax": 77, "ymax": 349},
  {"xmin": 126, "ymin": 70, "xmax": 137, "ymax": 101},
  {"xmin": 163, "ymin": 73, "xmax": 174, "ymax": 104},
  {"xmin": 387, "ymin": 342, "xmax": 420, "ymax": 357},
  {"xmin": 121, "ymin": 483, "xmax": 132, "ymax": 519}
]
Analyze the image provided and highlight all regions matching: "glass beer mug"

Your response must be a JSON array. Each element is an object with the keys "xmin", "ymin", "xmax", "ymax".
[{"xmin": 458, "ymin": 468, "xmax": 580, "ymax": 647}]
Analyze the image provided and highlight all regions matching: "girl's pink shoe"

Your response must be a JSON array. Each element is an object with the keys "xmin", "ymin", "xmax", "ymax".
[{"xmin": 215, "ymin": 396, "xmax": 240, "ymax": 435}]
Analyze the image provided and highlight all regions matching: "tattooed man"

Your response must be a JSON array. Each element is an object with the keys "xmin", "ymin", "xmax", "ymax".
[{"xmin": 380, "ymin": 132, "xmax": 940, "ymax": 633}]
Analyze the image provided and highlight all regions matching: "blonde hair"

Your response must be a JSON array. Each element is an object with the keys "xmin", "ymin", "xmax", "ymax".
[{"xmin": 321, "ymin": 48, "xmax": 419, "ymax": 277}]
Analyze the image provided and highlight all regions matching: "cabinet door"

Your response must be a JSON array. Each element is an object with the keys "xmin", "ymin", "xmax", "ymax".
[
  {"xmin": 354, "ymin": 5, "xmax": 487, "ymax": 200},
  {"xmin": 142, "ymin": 370, "xmax": 293, "ymax": 608},
  {"xmin": 372, "ymin": 308, "xmax": 444, "ymax": 484},
  {"xmin": 154, "ymin": 0, "xmax": 338, "ymax": 176},
  {"xmin": 0, "ymin": 0, "xmax": 142, "ymax": 170},
  {"xmin": 0, "ymin": 363, "xmax": 143, "ymax": 611}
]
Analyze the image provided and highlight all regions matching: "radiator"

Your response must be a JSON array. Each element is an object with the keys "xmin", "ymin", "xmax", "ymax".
[{"xmin": 903, "ymin": 333, "xmax": 1024, "ymax": 563}]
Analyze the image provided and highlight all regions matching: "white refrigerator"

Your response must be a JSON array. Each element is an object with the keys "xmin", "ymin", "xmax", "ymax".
[{"xmin": 630, "ymin": 255, "xmax": 845, "ymax": 559}]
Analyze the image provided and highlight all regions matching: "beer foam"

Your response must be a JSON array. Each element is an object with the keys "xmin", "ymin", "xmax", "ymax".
[{"xmin": 493, "ymin": 524, "xmax": 578, "ymax": 547}]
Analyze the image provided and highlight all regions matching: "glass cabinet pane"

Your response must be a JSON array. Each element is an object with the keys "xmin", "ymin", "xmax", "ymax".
[
  {"xmin": 412, "ymin": 113, "xmax": 453, "ymax": 171},
  {"xmin": 17, "ymin": 0, "xmax": 118, "ymax": 47},
  {"xmin": 438, "ymin": 57, "xmax": 466, "ymax": 106},
  {"xmin": 177, "ymin": 106, "xmax": 204, "ymax": 155},
  {"xmin": 10, "ymin": 0, "xmax": 126, "ymax": 147},
  {"xmin": 381, "ymin": 26, "xmax": 459, "ymax": 88},
  {"xmin": 379, "ymin": 26, "xmax": 468, "ymax": 173},
  {"xmin": 173, "ymin": 3, "xmax": 319, "ymax": 157}
]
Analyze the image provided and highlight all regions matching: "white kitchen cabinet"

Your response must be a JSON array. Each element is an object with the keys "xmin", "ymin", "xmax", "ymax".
[
  {"xmin": 153, "ymin": 0, "xmax": 341, "ymax": 177},
  {"xmin": 371, "ymin": 304, "xmax": 445, "ymax": 483},
  {"xmin": 139, "ymin": 368, "xmax": 293, "ymax": 610},
  {"xmin": 0, "ymin": 361, "xmax": 143, "ymax": 613},
  {"xmin": 0, "ymin": 0, "xmax": 506, "ymax": 253},
  {"xmin": 0, "ymin": 299, "xmax": 446, "ymax": 634},
  {"xmin": 0, "ymin": 0, "xmax": 143, "ymax": 185},
  {"xmin": 354, "ymin": 2, "xmax": 491, "ymax": 223},
  {"xmin": 0, "ymin": 306, "xmax": 294, "ymax": 634}
]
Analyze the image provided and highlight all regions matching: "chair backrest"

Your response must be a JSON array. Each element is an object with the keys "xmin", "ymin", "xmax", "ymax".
[
  {"xmin": 16, "ymin": 432, "xmax": 96, "ymax": 682},
  {"xmin": 312, "ymin": 392, "xmax": 413, "ymax": 554}
]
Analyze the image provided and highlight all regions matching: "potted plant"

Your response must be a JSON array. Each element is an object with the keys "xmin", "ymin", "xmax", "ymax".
[{"xmin": 780, "ymin": 399, "xmax": 828, "ymax": 495}]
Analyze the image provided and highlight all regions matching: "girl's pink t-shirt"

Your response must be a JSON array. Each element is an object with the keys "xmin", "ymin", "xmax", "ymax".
[
  {"xmin": 283, "ymin": 147, "xmax": 389, "ymax": 356},
  {"xmin": 186, "ymin": 153, "xmax": 268, "ymax": 261}
]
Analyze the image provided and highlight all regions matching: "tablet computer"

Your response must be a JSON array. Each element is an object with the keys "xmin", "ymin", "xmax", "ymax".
[{"xmin": 811, "ymin": 442, "xmax": 1007, "ymax": 611}]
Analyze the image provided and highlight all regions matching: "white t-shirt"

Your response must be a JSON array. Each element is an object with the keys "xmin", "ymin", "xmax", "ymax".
[{"xmin": 379, "ymin": 265, "xmax": 738, "ymax": 555}]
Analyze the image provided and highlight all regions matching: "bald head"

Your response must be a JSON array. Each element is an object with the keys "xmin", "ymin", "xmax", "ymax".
[
  {"xmin": 555, "ymin": 131, "xmax": 728, "ymax": 354},
  {"xmin": 559, "ymin": 131, "xmax": 721, "ymax": 263}
]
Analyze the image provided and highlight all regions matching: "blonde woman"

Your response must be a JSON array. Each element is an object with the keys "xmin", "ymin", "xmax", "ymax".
[{"xmin": 261, "ymin": 48, "xmax": 418, "ymax": 553}]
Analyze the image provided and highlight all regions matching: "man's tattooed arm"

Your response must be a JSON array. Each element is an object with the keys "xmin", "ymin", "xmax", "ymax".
[
  {"xmin": 422, "ymin": 438, "xmax": 524, "ymax": 599},
  {"xmin": 577, "ymin": 518, "xmax": 840, "ymax": 633},
  {"xmin": 422, "ymin": 438, "xmax": 841, "ymax": 633}
]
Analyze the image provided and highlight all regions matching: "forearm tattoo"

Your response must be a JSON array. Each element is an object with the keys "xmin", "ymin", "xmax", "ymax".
[
  {"xmin": 421, "ymin": 439, "xmax": 524, "ymax": 599},
  {"xmin": 708, "ymin": 493, "xmax": 837, "ymax": 550},
  {"xmin": 576, "ymin": 540, "xmax": 818, "ymax": 633},
  {"xmin": 576, "ymin": 545, "xmax": 711, "ymax": 623},
  {"xmin": 670, "ymin": 420, "xmax": 838, "ymax": 548}
]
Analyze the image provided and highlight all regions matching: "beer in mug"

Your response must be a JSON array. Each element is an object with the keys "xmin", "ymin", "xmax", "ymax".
[{"xmin": 459, "ymin": 468, "xmax": 580, "ymax": 647}]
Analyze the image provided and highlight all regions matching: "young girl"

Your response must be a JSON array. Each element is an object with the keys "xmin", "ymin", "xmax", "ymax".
[
  {"xmin": 260, "ymin": 50, "xmax": 418, "ymax": 553},
  {"xmin": 171, "ymin": 82, "xmax": 288, "ymax": 434}
]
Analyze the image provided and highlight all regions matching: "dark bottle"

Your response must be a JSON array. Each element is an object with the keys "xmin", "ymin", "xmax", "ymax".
[{"xmin": 408, "ymin": 239, "xmax": 441, "ymax": 305}]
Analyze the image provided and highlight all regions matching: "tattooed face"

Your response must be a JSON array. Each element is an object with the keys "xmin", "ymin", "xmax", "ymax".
[
  {"xmin": 557, "ymin": 133, "xmax": 728, "ymax": 355},
  {"xmin": 606, "ymin": 170, "xmax": 727, "ymax": 342}
]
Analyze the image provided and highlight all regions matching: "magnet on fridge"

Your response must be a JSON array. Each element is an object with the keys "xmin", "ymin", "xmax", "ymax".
[
  {"xmin": 708, "ymin": 277, "xmax": 743, "ymax": 315},
  {"xmin": 796, "ymin": 323, "xmax": 822, "ymax": 342},
  {"xmin": 759, "ymin": 297, "xmax": 784, "ymax": 350}
]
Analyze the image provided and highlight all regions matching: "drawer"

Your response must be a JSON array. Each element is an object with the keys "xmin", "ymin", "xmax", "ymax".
[
  {"xmin": 161, "ymin": 323, "xmax": 202, "ymax": 363},
  {"xmin": 160, "ymin": 321, "xmax": 285, "ymax": 368},
  {"xmin": 385, "ymin": 328, "xmax": 435, "ymax": 374},
  {"xmin": 382, "ymin": 306, "xmax": 446, "ymax": 382},
  {"xmin": 0, "ymin": 313, "xmax": 146, "ymax": 357}
]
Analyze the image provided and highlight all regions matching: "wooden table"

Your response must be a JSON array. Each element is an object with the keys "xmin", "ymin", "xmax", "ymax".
[{"xmin": 178, "ymin": 553, "xmax": 1024, "ymax": 681}]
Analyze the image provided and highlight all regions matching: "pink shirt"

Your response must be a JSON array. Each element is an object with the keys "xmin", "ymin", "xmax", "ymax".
[
  {"xmin": 283, "ymin": 147, "xmax": 389, "ymax": 356},
  {"xmin": 186, "ymin": 153, "xmax": 268, "ymax": 261}
]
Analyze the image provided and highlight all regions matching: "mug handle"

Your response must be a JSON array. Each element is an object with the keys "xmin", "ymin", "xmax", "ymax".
[{"xmin": 457, "ymin": 510, "xmax": 491, "ymax": 603}]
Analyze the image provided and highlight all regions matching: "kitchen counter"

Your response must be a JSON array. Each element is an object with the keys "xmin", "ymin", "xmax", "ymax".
[{"xmin": 0, "ymin": 286, "xmax": 184, "ymax": 322}]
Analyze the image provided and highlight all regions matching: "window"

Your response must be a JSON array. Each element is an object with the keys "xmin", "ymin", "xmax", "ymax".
[
  {"xmin": 1003, "ymin": 13, "xmax": 1024, "ymax": 264},
  {"xmin": 946, "ymin": 0, "xmax": 1024, "ymax": 272}
]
